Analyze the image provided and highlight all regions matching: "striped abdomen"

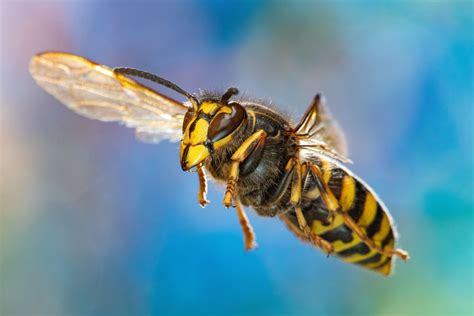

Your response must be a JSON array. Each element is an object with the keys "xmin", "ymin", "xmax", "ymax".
[{"xmin": 281, "ymin": 156, "xmax": 398, "ymax": 275}]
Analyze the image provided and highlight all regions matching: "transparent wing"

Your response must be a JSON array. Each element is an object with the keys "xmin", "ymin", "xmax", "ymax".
[
  {"xmin": 29, "ymin": 52, "xmax": 188, "ymax": 143},
  {"xmin": 295, "ymin": 95, "xmax": 350, "ymax": 163}
]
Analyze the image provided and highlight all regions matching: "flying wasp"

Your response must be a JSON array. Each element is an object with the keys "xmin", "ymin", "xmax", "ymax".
[{"xmin": 29, "ymin": 52, "xmax": 409, "ymax": 276}]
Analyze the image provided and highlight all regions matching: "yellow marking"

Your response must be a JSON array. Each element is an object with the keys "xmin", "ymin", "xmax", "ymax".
[
  {"xmin": 290, "ymin": 163, "xmax": 302, "ymax": 205},
  {"xmin": 310, "ymin": 164, "xmax": 340, "ymax": 212},
  {"xmin": 377, "ymin": 262, "xmax": 392, "ymax": 276},
  {"xmin": 360, "ymin": 239, "xmax": 394, "ymax": 269},
  {"xmin": 358, "ymin": 193, "xmax": 377, "ymax": 227},
  {"xmin": 386, "ymin": 237, "xmax": 395, "ymax": 249},
  {"xmin": 183, "ymin": 144, "xmax": 209, "ymax": 169},
  {"xmin": 285, "ymin": 158, "xmax": 296, "ymax": 171},
  {"xmin": 219, "ymin": 105, "xmax": 232, "ymax": 114},
  {"xmin": 373, "ymin": 215, "xmax": 391, "ymax": 242},
  {"xmin": 305, "ymin": 186, "xmax": 320, "ymax": 199},
  {"xmin": 321, "ymin": 159, "xmax": 332, "ymax": 183},
  {"xmin": 189, "ymin": 119, "xmax": 209, "ymax": 144},
  {"xmin": 365, "ymin": 256, "xmax": 388, "ymax": 269},
  {"xmin": 342, "ymin": 249, "xmax": 378, "ymax": 263},
  {"xmin": 247, "ymin": 110, "xmax": 257, "ymax": 130},
  {"xmin": 231, "ymin": 130, "xmax": 266, "ymax": 161},
  {"xmin": 311, "ymin": 216, "xmax": 344, "ymax": 235},
  {"xmin": 214, "ymin": 133, "xmax": 233, "ymax": 150},
  {"xmin": 339, "ymin": 176, "xmax": 355, "ymax": 211},
  {"xmin": 376, "ymin": 240, "xmax": 395, "ymax": 276},
  {"xmin": 332, "ymin": 234, "xmax": 361, "ymax": 253},
  {"xmin": 199, "ymin": 101, "xmax": 219, "ymax": 115}
]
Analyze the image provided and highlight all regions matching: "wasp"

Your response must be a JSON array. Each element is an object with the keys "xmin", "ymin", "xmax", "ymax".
[{"xmin": 29, "ymin": 52, "xmax": 409, "ymax": 275}]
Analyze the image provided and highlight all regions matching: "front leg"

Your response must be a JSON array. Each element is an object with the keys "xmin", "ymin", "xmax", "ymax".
[
  {"xmin": 196, "ymin": 164, "xmax": 209, "ymax": 207},
  {"xmin": 223, "ymin": 129, "xmax": 267, "ymax": 208}
]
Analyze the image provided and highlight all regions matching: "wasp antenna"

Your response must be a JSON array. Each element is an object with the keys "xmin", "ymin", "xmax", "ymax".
[
  {"xmin": 114, "ymin": 67, "xmax": 199, "ymax": 110},
  {"xmin": 221, "ymin": 87, "xmax": 239, "ymax": 103}
]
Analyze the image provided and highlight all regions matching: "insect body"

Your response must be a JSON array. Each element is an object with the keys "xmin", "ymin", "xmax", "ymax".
[{"xmin": 30, "ymin": 52, "xmax": 409, "ymax": 275}]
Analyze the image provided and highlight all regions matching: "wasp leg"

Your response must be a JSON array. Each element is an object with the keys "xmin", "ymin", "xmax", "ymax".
[
  {"xmin": 235, "ymin": 199, "xmax": 257, "ymax": 251},
  {"xmin": 309, "ymin": 163, "xmax": 410, "ymax": 261},
  {"xmin": 263, "ymin": 157, "xmax": 297, "ymax": 206},
  {"xmin": 289, "ymin": 158, "xmax": 334, "ymax": 255},
  {"xmin": 196, "ymin": 164, "xmax": 210, "ymax": 208},
  {"xmin": 279, "ymin": 213, "xmax": 309, "ymax": 243},
  {"xmin": 223, "ymin": 130, "xmax": 267, "ymax": 208}
]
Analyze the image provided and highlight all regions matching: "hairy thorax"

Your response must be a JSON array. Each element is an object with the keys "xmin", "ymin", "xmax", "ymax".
[{"xmin": 205, "ymin": 103, "xmax": 299, "ymax": 217}]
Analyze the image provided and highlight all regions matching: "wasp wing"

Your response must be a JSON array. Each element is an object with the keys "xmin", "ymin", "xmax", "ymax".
[
  {"xmin": 295, "ymin": 95, "xmax": 350, "ymax": 163},
  {"xmin": 281, "ymin": 154, "xmax": 399, "ymax": 276},
  {"xmin": 29, "ymin": 52, "xmax": 188, "ymax": 143}
]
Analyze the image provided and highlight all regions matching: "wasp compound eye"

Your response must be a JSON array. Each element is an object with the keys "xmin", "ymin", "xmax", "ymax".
[{"xmin": 208, "ymin": 103, "xmax": 246, "ymax": 142}]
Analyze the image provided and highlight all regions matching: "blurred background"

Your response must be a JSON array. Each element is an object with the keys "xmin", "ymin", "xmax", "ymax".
[{"xmin": 1, "ymin": 1, "xmax": 472, "ymax": 315}]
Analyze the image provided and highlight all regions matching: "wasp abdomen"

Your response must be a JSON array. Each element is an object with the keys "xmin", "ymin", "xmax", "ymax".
[{"xmin": 282, "ymin": 156, "xmax": 397, "ymax": 275}]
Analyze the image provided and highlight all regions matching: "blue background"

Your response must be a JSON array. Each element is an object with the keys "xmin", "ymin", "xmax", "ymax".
[{"xmin": 1, "ymin": 1, "xmax": 473, "ymax": 315}]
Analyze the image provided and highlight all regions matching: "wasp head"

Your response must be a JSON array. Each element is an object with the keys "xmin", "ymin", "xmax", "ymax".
[{"xmin": 180, "ymin": 88, "xmax": 247, "ymax": 171}]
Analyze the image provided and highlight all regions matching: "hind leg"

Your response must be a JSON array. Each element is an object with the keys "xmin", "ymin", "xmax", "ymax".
[{"xmin": 288, "ymin": 158, "xmax": 334, "ymax": 255}]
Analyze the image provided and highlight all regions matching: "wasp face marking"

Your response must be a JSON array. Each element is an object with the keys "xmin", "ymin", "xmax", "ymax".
[{"xmin": 180, "ymin": 100, "xmax": 247, "ymax": 170}]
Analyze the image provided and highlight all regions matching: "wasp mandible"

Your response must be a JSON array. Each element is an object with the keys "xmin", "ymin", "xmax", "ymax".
[{"xmin": 30, "ymin": 52, "xmax": 409, "ymax": 275}]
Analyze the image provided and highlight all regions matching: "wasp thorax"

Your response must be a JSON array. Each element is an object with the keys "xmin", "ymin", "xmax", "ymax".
[{"xmin": 180, "ymin": 97, "xmax": 247, "ymax": 171}]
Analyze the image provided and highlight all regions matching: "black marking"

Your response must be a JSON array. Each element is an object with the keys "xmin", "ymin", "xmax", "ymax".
[
  {"xmin": 381, "ymin": 229, "xmax": 394, "ymax": 248},
  {"xmin": 355, "ymin": 253, "xmax": 382, "ymax": 265},
  {"xmin": 347, "ymin": 180, "xmax": 365, "ymax": 223},
  {"xmin": 303, "ymin": 201, "xmax": 331, "ymax": 225},
  {"xmin": 337, "ymin": 242, "xmax": 370, "ymax": 257},
  {"xmin": 181, "ymin": 145, "xmax": 190, "ymax": 170},
  {"xmin": 327, "ymin": 167, "xmax": 344, "ymax": 200},
  {"xmin": 182, "ymin": 110, "xmax": 194, "ymax": 133},
  {"xmin": 198, "ymin": 111, "xmax": 213, "ymax": 122},
  {"xmin": 239, "ymin": 137, "xmax": 266, "ymax": 176},
  {"xmin": 188, "ymin": 119, "xmax": 198, "ymax": 135},
  {"xmin": 370, "ymin": 256, "xmax": 391, "ymax": 269},
  {"xmin": 264, "ymin": 162, "xmax": 294, "ymax": 204},
  {"xmin": 204, "ymin": 140, "xmax": 214, "ymax": 154},
  {"xmin": 366, "ymin": 205, "xmax": 384, "ymax": 238},
  {"xmin": 320, "ymin": 225, "xmax": 354, "ymax": 243}
]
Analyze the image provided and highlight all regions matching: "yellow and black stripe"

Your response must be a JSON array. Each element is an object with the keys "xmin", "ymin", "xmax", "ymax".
[{"xmin": 282, "ymin": 156, "xmax": 397, "ymax": 275}]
